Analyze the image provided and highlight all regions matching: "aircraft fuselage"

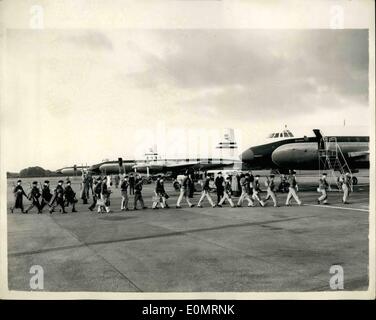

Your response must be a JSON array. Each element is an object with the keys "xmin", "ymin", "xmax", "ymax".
[{"xmin": 241, "ymin": 136, "xmax": 369, "ymax": 171}]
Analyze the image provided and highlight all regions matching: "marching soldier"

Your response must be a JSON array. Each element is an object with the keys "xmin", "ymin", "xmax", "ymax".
[
  {"xmin": 134, "ymin": 175, "xmax": 147, "ymax": 210},
  {"xmin": 129, "ymin": 173, "xmax": 135, "ymax": 195},
  {"xmin": 217, "ymin": 176, "xmax": 235, "ymax": 208},
  {"xmin": 25, "ymin": 181, "xmax": 42, "ymax": 214},
  {"xmin": 100, "ymin": 176, "xmax": 112, "ymax": 213},
  {"xmin": 64, "ymin": 180, "xmax": 78, "ymax": 212},
  {"xmin": 197, "ymin": 174, "xmax": 216, "ymax": 208},
  {"xmin": 214, "ymin": 172, "xmax": 225, "ymax": 204},
  {"xmin": 50, "ymin": 180, "xmax": 67, "ymax": 214},
  {"xmin": 317, "ymin": 173, "xmax": 329, "ymax": 205},
  {"xmin": 340, "ymin": 172, "xmax": 351, "ymax": 204},
  {"xmin": 285, "ymin": 171, "xmax": 302, "ymax": 206},
  {"xmin": 252, "ymin": 175, "xmax": 265, "ymax": 207},
  {"xmin": 120, "ymin": 175, "xmax": 130, "ymax": 211},
  {"xmin": 264, "ymin": 174, "xmax": 278, "ymax": 207},
  {"xmin": 89, "ymin": 177, "xmax": 100, "ymax": 212},
  {"xmin": 10, "ymin": 180, "xmax": 28, "ymax": 213},
  {"xmin": 40, "ymin": 180, "xmax": 53, "ymax": 212},
  {"xmin": 176, "ymin": 171, "xmax": 194, "ymax": 208},
  {"xmin": 237, "ymin": 173, "xmax": 254, "ymax": 207},
  {"xmin": 152, "ymin": 175, "xmax": 170, "ymax": 209},
  {"xmin": 80, "ymin": 173, "xmax": 90, "ymax": 204}
]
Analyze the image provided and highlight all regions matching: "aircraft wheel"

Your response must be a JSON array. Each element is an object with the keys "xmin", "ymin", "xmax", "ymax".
[{"xmin": 352, "ymin": 176, "xmax": 358, "ymax": 185}]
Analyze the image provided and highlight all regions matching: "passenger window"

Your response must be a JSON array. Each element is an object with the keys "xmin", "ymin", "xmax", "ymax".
[
  {"xmin": 275, "ymin": 133, "xmax": 279, "ymax": 138},
  {"xmin": 284, "ymin": 132, "xmax": 288, "ymax": 137}
]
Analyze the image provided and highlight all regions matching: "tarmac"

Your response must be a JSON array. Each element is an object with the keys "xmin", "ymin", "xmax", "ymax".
[{"xmin": 6, "ymin": 173, "xmax": 370, "ymax": 292}]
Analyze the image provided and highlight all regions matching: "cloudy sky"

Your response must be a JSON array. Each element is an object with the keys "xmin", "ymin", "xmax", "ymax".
[{"xmin": 3, "ymin": 29, "xmax": 369, "ymax": 171}]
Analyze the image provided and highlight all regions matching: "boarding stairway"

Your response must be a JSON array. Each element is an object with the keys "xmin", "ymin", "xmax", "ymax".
[{"xmin": 317, "ymin": 134, "xmax": 353, "ymax": 192}]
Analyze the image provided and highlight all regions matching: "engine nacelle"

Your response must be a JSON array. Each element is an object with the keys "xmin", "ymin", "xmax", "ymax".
[{"xmin": 271, "ymin": 143, "xmax": 318, "ymax": 170}]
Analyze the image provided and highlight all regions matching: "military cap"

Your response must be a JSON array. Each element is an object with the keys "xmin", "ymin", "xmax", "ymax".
[
  {"xmin": 17, "ymin": 179, "xmax": 21, "ymax": 183},
  {"xmin": 270, "ymin": 174, "xmax": 275, "ymax": 178},
  {"xmin": 32, "ymin": 181, "xmax": 38, "ymax": 185},
  {"xmin": 58, "ymin": 180, "xmax": 64, "ymax": 183},
  {"xmin": 44, "ymin": 180, "xmax": 49, "ymax": 183}
]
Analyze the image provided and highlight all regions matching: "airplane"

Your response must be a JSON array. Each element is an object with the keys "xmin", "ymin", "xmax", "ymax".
[
  {"xmin": 240, "ymin": 127, "xmax": 369, "ymax": 184},
  {"xmin": 74, "ymin": 129, "xmax": 243, "ymax": 177},
  {"xmin": 56, "ymin": 165, "xmax": 90, "ymax": 176}
]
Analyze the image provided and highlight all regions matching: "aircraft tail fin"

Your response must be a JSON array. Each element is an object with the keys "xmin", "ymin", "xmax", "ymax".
[{"xmin": 216, "ymin": 128, "xmax": 238, "ymax": 159}]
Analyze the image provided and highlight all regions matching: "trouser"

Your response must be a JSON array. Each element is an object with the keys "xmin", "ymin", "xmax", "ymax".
[
  {"xmin": 318, "ymin": 189, "xmax": 328, "ymax": 203},
  {"xmin": 216, "ymin": 189, "xmax": 224, "ymax": 204},
  {"xmin": 89, "ymin": 195, "xmax": 98, "ymax": 210},
  {"xmin": 40, "ymin": 198, "xmax": 52, "ymax": 211},
  {"xmin": 66, "ymin": 199, "xmax": 77, "ymax": 211},
  {"xmin": 264, "ymin": 188, "xmax": 277, "ymax": 206},
  {"xmin": 26, "ymin": 200, "xmax": 41, "ymax": 213},
  {"xmin": 50, "ymin": 197, "xmax": 66, "ymax": 213},
  {"xmin": 286, "ymin": 187, "xmax": 302, "ymax": 205},
  {"xmin": 99, "ymin": 194, "xmax": 110, "ymax": 213},
  {"xmin": 134, "ymin": 193, "xmax": 145, "ymax": 209},
  {"xmin": 152, "ymin": 194, "xmax": 167, "ymax": 209},
  {"xmin": 342, "ymin": 184, "xmax": 349, "ymax": 203},
  {"xmin": 177, "ymin": 189, "xmax": 192, "ymax": 207},
  {"xmin": 51, "ymin": 197, "xmax": 66, "ymax": 212},
  {"xmin": 218, "ymin": 192, "xmax": 234, "ymax": 207},
  {"xmin": 237, "ymin": 191, "xmax": 254, "ymax": 206},
  {"xmin": 121, "ymin": 192, "xmax": 129, "ymax": 209},
  {"xmin": 129, "ymin": 185, "xmax": 134, "ymax": 195},
  {"xmin": 252, "ymin": 191, "xmax": 265, "ymax": 206},
  {"xmin": 11, "ymin": 199, "xmax": 24, "ymax": 213},
  {"xmin": 198, "ymin": 190, "xmax": 215, "ymax": 207}
]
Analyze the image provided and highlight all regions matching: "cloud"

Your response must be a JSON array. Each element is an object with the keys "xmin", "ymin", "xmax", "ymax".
[{"xmin": 125, "ymin": 29, "xmax": 368, "ymax": 121}]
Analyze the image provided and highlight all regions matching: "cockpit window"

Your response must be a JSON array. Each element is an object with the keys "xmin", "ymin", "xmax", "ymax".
[
  {"xmin": 275, "ymin": 133, "xmax": 279, "ymax": 138},
  {"xmin": 283, "ymin": 132, "xmax": 288, "ymax": 137}
]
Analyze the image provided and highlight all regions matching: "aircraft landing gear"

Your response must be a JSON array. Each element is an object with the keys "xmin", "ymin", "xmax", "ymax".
[{"xmin": 352, "ymin": 176, "xmax": 358, "ymax": 185}]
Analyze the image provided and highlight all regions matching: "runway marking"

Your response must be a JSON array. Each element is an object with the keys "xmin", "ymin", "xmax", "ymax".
[{"xmin": 303, "ymin": 204, "xmax": 369, "ymax": 212}]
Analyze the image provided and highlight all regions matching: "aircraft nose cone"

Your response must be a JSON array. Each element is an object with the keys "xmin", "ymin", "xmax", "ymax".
[{"xmin": 240, "ymin": 148, "xmax": 254, "ymax": 162}]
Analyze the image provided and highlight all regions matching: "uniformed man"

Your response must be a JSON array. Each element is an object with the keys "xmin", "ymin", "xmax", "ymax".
[
  {"xmin": 40, "ymin": 180, "xmax": 53, "ymax": 212},
  {"xmin": 237, "ymin": 173, "xmax": 254, "ymax": 207},
  {"xmin": 50, "ymin": 180, "xmax": 66, "ymax": 214},
  {"xmin": 64, "ymin": 180, "xmax": 78, "ymax": 212},
  {"xmin": 264, "ymin": 174, "xmax": 278, "ymax": 207},
  {"xmin": 152, "ymin": 175, "xmax": 170, "ymax": 209},
  {"xmin": 197, "ymin": 174, "xmax": 216, "ymax": 208},
  {"xmin": 10, "ymin": 180, "xmax": 28, "ymax": 213},
  {"xmin": 120, "ymin": 175, "xmax": 129, "ymax": 211},
  {"xmin": 80, "ymin": 173, "xmax": 90, "ymax": 204},
  {"xmin": 217, "ymin": 176, "xmax": 235, "ymax": 208},
  {"xmin": 25, "ymin": 181, "xmax": 42, "ymax": 214},
  {"xmin": 89, "ymin": 177, "xmax": 100, "ymax": 212},
  {"xmin": 134, "ymin": 175, "xmax": 147, "ymax": 210},
  {"xmin": 176, "ymin": 172, "xmax": 194, "ymax": 208},
  {"xmin": 285, "ymin": 171, "xmax": 302, "ymax": 206},
  {"xmin": 129, "ymin": 173, "xmax": 135, "ymax": 195},
  {"xmin": 278, "ymin": 174, "xmax": 289, "ymax": 193},
  {"xmin": 252, "ymin": 175, "xmax": 265, "ymax": 207},
  {"xmin": 214, "ymin": 172, "xmax": 225, "ymax": 204},
  {"xmin": 100, "ymin": 177, "xmax": 112, "ymax": 213},
  {"xmin": 340, "ymin": 172, "xmax": 351, "ymax": 204},
  {"xmin": 317, "ymin": 173, "xmax": 329, "ymax": 205}
]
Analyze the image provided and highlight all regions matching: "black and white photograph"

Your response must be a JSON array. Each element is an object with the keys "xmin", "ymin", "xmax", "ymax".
[{"xmin": 0, "ymin": 0, "xmax": 374, "ymax": 300}]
